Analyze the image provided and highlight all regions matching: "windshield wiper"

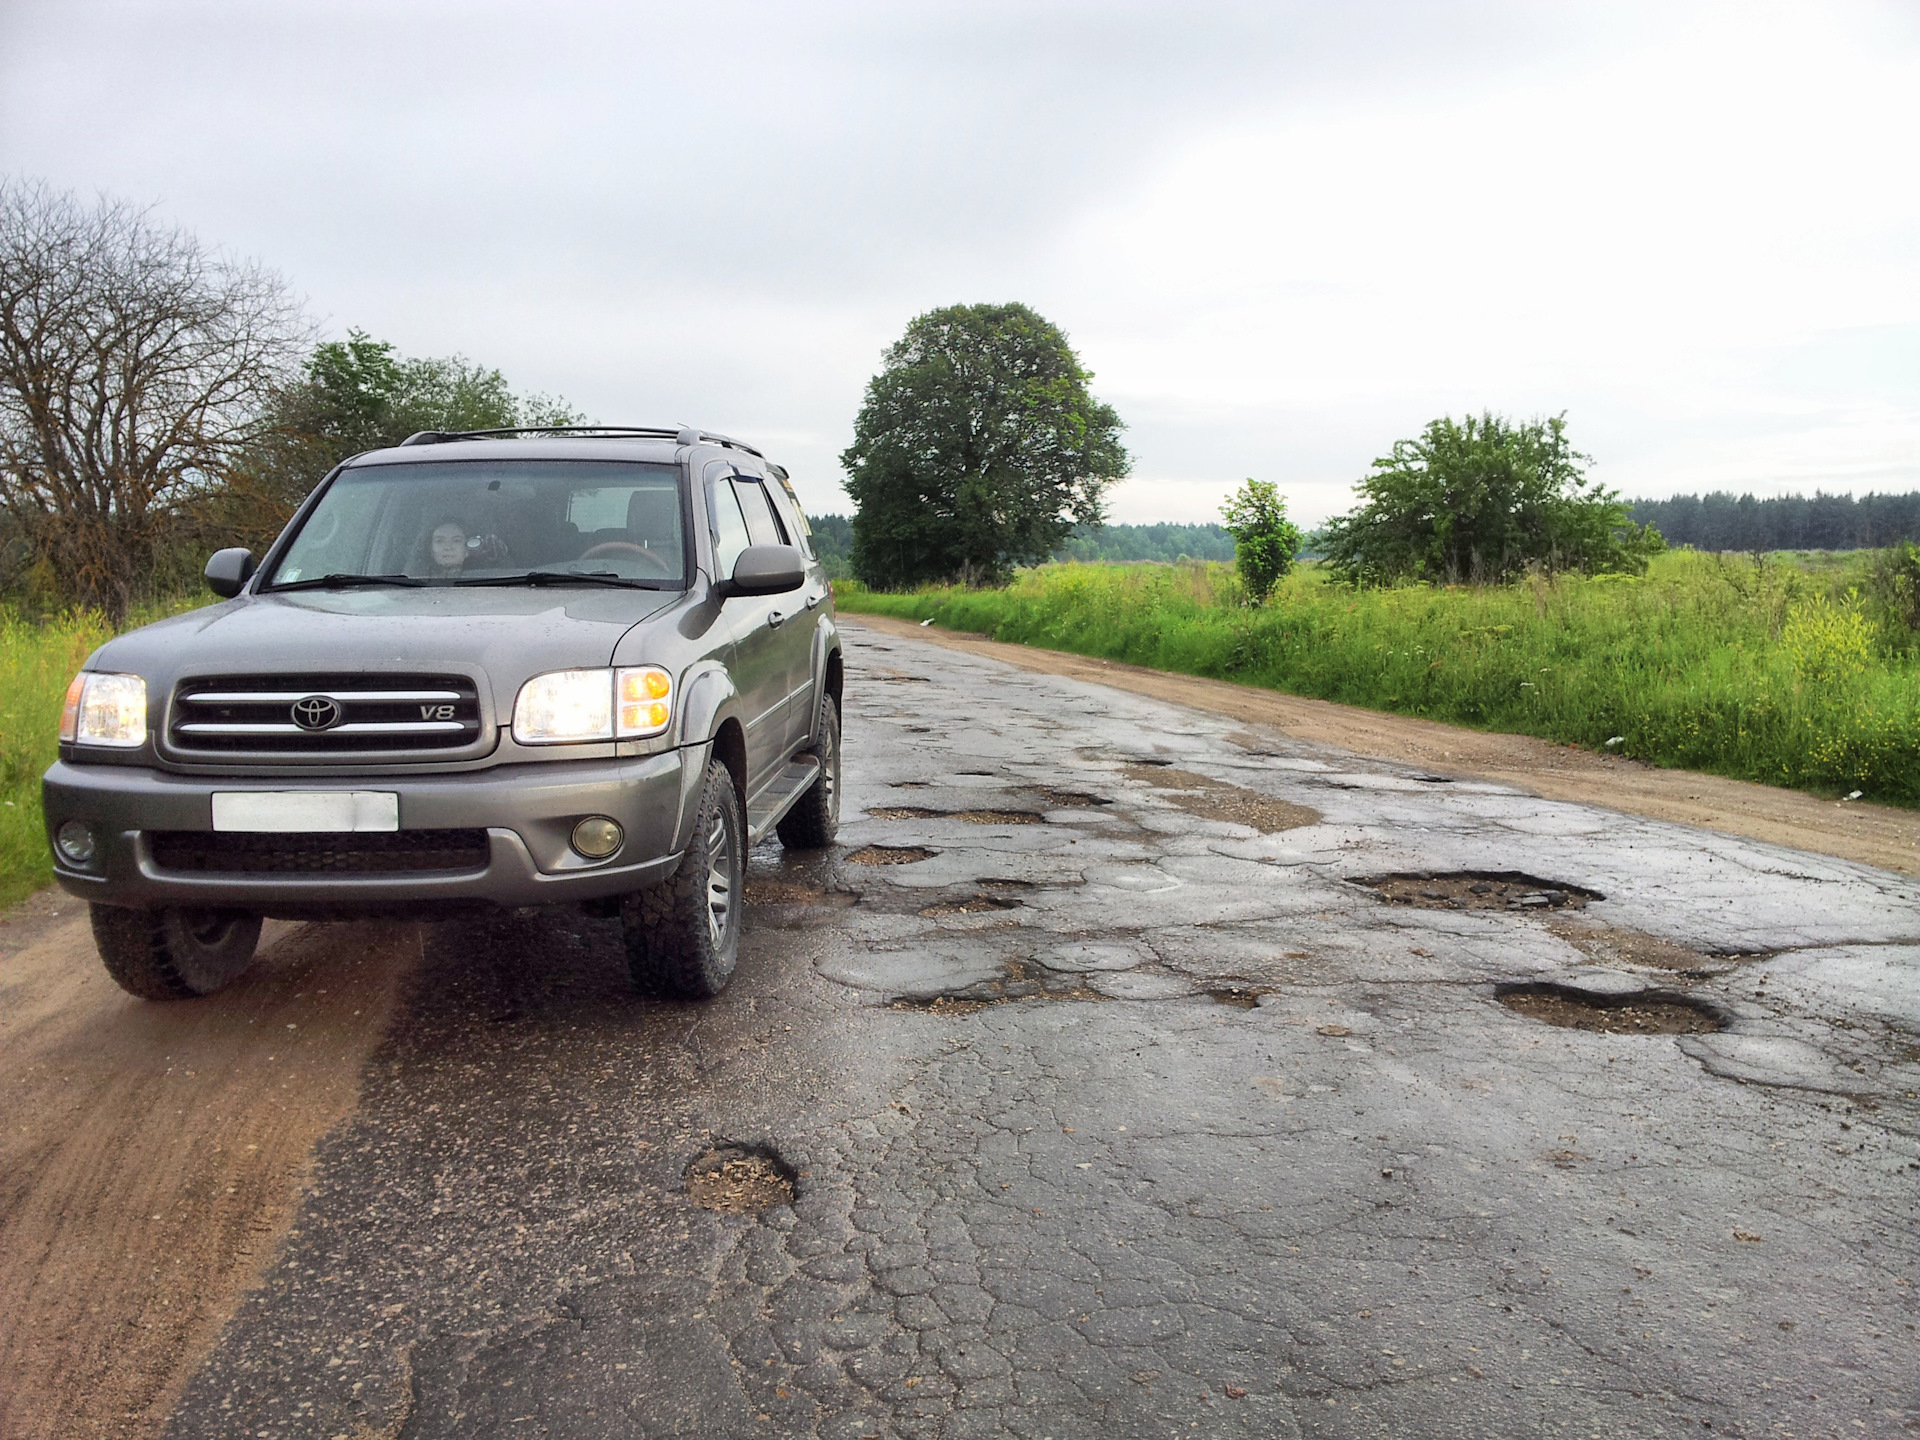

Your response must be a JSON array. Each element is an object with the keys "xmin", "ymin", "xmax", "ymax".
[
  {"xmin": 267, "ymin": 572, "xmax": 428, "ymax": 592},
  {"xmin": 453, "ymin": 570, "xmax": 670, "ymax": 590}
]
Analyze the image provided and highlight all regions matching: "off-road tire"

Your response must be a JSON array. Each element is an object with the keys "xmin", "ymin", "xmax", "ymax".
[
  {"xmin": 776, "ymin": 695, "xmax": 840, "ymax": 850},
  {"xmin": 623, "ymin": 758, "xmax": 744, "ymax": 999},
  {"xmin": 90, "ymin": 904, "xmax": 263, "ymax": 1000}
]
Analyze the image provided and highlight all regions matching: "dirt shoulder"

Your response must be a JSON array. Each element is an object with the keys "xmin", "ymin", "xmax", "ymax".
[
  {"xmin": 845, "ymin": 612, "xmax": 1919, "ymax": 878},
  {"xmin": 0, "ymin": 893, "xmax": 415, "ymax": 1440}
]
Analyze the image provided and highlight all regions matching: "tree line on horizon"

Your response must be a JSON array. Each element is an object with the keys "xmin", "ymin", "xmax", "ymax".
[{"xmin": 1626, "ymin": 490, "xmax": 1920, "ymax": 553}]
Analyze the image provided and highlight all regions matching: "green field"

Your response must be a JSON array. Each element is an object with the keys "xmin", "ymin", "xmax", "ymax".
[{"xmin": 835, "ymin": 550, "xmax": 1920, "ymax": 807}]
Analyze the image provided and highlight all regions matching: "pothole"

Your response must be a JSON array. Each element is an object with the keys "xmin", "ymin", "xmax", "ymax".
[
  {"xmin": 685, "ymin": 1144, "xmax": 797, "ymax": 1212},
  {"xmin": 1122, "ymin": 765, "xmax": 1321, "ymax": 833},
  {"xmin": 890, "ymin": 781, "xmax": 933, "ymax": 789},
  {"xmin": 1029, "ymin": 785, "xmax": 1113, "ymax": 808},
  {"xmin": 867, "ymin": 806, "xmax": 1045, "ymax": 825},
  {"xmin": 846, "ymin": 844, "xmax": 936, "ymax": 865},
  {"xmin": 746, "ymin": 878, "xmax": 861, "ymax": 908},
  {"xmin": 918, "ymin": 894, "xmax": 1023, "ymax": 917},
  {"xmin": 978, "ymin": 877, "xmax": 1038, "ymax": 890},
  {"xmin": 1496, "ymin": 982, "xmax": 1724, "ymax": 1035},
  {"xmin": 1207, "ymin": 986, "xmax": 1269, "ymax": 1009},
  {"xmin": 890, "ymin": 960, "xmax": 1105, "ymax": 1011},
  {"xmin": 1361, "ymin": 872, "xmax": 1603, "ymax": 911}
]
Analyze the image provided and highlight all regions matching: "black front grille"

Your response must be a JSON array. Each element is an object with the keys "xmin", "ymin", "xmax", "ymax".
[
  {"xmin": 150, "ymin": 829, "xmax": 491, "ymax": 874},
  {"xmin": 169, "ymin": 673, "xmax": 484, "ymax": 755}
]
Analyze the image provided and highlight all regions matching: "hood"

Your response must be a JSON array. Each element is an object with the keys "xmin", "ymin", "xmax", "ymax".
[{"xmin": 92, "ymin": 586, "xmax": 684, "ymax": 718}]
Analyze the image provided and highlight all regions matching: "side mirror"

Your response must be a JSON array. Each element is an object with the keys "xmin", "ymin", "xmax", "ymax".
[
  {"xmin": 204, "ymin": 547, "xmax": 257, "ymax": 598},
  {"xmin": 717, "ymin": 544, "xmax": 805, "ymax": 600}
]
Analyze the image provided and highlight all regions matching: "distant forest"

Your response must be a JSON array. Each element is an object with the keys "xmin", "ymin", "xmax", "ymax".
[
  {"xmin": 808, "ymin": 490, "xmax": 1920, "ymax": 581},
  {"xmin": 806, "ymin": 516, "xmax": 1235, "ymax": 577},
  {"xmin": 1627, "ymin": 490, "xmax": 1920, "ymax": 552}
]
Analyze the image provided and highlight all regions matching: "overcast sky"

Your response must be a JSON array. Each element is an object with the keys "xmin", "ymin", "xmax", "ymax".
[{"xmin": 3, "ymin": 0, "xmax": 1916, "ymax": 525}]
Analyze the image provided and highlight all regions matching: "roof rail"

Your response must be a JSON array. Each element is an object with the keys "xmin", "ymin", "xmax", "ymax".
[{"xmin": 395, "ymin": 425, "xmax": 763, "ymax": 458}]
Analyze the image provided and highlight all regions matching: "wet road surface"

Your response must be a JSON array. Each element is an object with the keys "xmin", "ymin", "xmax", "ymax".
[{"xmin": 147, "ymin": 620, "xmax": 1918, "ymax": 1438}]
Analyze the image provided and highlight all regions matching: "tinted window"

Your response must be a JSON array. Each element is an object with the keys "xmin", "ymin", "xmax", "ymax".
[
  {"xmin": 710, "ymin": 480, "xmax": 752, "ymax": 577},
  {"xmin": 267, "ymin": 460, "xmax": 686, "ymax": 586},
  {"xmin": 732, "ymin": 479, "xmax": 788, "ymax": 547},
  {"xmin": 767, "ymin": 476, "xmax": 813, "ymax": 558}
]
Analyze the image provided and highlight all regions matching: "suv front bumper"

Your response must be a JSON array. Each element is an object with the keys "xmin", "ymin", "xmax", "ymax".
[{"xmin": 43, "ymin": 749, "xmax": 704, "ymax": 916}]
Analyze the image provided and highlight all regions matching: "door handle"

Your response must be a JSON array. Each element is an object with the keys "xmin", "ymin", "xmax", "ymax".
[
  {"xmin": 767, "ymin": 611, "xmax": 786, "ymax": 629},
  {"xmin": 805, "ymin": 593, "xmax": 820, "ymax": 610}
]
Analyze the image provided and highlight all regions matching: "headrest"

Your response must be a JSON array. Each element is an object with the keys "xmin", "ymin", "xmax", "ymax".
[{"xmin": 626, "ymin": 487, "xmax": 678, "ymax": 543}]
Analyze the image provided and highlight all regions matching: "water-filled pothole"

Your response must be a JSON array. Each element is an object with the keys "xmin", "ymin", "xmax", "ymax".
[
  {"xmin": 1362, "ymin": 872, "xmax": 1603, "ymax": 911},
  {"xmin": 867, "ymin": 806, "xmax": 1045, "ymax": 825},
  {"xmin": 846, "ymin": 844, "xmax": 936, "ymax": 865},
  {"xmin": 1496, "ymin": 982, "xmax": 1723, "ymax": 1034},
  {"xmin": 685, "ymin": 1144, "xmax": 797, "ymax": 1212},
  {"xmin": 919, "ymin": 894, "xmax": 1023, "ymax": 917}
]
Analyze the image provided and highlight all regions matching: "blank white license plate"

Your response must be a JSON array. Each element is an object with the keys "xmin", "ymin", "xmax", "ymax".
[{"xmin": 210, "ymin": 791, "xmax": 399, "ymax": 833}]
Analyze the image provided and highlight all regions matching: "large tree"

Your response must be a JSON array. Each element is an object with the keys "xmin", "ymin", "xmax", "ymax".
[
  {"xmin": 1320, "ymin": 412, "xmax": 1662, "ymax": 586},
  {"xmin": 210, "ymin": 330, "xmax": 583, "ymax": 552},
  {"xmin": 842, "ymin": 303, "xmax": 1128, "ymax": 588},
  {"xmin": 0, "ymin": 180, "xmax": 308, "ymax": 619}
]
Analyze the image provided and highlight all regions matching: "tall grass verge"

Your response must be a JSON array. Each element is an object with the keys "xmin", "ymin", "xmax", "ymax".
[
  {"xmin": 0, "ymin": 597, "xmax": 206, "ymax": 908},
  {"xmin": 836, "ymin": 551, "xmax": 1920, "ymax": 806}
]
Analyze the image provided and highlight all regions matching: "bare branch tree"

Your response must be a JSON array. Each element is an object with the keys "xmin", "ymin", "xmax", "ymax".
[{"xmin": 0, "ymin": 179, "xmax": 309, "ymax": 619}]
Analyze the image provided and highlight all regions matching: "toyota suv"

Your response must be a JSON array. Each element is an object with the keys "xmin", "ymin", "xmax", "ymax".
[{"xmin": 42, "ymin": 426, "xmax": 842, "ymax": 1002}]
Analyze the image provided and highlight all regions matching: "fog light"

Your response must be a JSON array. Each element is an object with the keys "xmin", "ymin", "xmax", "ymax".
[
  {"xmin": 570, "ymin": 816, "xmax": 624, "ymax": 860},
  {"xmin": 56, "ymin": 820, "xmax": 96, "ymax": 865}
]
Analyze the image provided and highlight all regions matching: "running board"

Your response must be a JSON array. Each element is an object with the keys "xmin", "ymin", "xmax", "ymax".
[{"xmin": 746, "ymin": 754, "xmax": 820, "ymax": 843}]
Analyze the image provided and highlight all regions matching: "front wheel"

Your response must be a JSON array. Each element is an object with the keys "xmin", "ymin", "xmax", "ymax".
[
  {"xmin": 623, "ymin": 758, "xmax": 744, "ymax": 999},
  {"xmin": 776, "ymin": 695, "xmax": 840, "ymax": 850},
  {"xmin": 90, "ymin": 904, "xmax": 263, "ymax": 1000}
]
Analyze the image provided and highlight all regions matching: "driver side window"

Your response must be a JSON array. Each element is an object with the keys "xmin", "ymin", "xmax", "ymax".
[{"xmin": 709, "ymin": 479, "xmax": 752, "ymax": 579}]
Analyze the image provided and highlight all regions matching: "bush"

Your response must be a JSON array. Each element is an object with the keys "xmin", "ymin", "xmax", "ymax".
[
  {"xmin": 1218, "ymin": 480, "xmax": 1301, "ymax": 602},
  {"xmin": 1321, "ymin": 412, "xmax": 1663, "ymax": 585}
]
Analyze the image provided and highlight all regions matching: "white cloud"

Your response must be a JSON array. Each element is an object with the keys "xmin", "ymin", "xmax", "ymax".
[{"xmin": 2, "ymin": 0, "xmax": 1914, "ymax": 527}]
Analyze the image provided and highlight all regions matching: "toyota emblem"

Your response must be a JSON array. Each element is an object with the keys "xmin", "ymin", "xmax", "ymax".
[{"xmin": 291, "ymin": 695, "xmax": 342, "ymax": 731}]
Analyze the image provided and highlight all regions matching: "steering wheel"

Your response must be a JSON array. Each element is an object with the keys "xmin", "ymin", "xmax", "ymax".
[{"xmin": 579, "ymin": 540, "xmax": 673, "ymax": 577}]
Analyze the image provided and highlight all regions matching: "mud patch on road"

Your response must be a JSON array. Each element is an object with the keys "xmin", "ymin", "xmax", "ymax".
[
  {"xmin": 846, "ymin": 845, "xmax": 936, "ymax": 865},
  {"xmin": 685, "ymin": 1145, "xmax": 797, "ymax": 1213},
  {"xmin": 1496, "ymin": 982, "xmax": 1724, "ymax": 1034},
  {"xmin": 1545, "ymin": 916, "xmax": 1715, "ymax": 971},
  {"xmin": 1121, "ymin": 765, "xmax": 1322, "ymax": 833},
  {"xmin": 1361, "ymin": 871, "xmax": 1602, "ymax": 911}
]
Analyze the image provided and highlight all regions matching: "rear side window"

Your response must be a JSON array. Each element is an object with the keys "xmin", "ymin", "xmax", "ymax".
[
  {"xmin": 732, "ymin": 478, "xmax": 789, "ymax": 547},
  {"xmin": 709, "ymin": 480, "xmax": 752, "ymax": 577},
  {"xmin": 768, "ymin": 475, "xmax": 814, "ymax": 558}
]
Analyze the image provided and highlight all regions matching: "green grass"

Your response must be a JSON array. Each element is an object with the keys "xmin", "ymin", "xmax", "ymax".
[
  {"xmin": 0, "ymin": 598, "xmax": 206, "ymax": 909},
  {"xmin": 836, "ymin": 550, "xmax": 1920, "ymax": 807}
]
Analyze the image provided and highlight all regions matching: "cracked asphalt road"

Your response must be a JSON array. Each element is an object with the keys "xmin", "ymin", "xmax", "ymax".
[{"xmin": 157, "ymin": 620, "xmax": 1918, "ymax": 1439}]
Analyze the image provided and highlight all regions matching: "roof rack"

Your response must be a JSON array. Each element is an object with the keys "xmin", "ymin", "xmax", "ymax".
[{"xmin": 397, "ymin": 425, "xmax": 764, "ymax": 458}]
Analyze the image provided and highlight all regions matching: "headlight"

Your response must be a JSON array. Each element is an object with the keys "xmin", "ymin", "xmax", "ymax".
[
  {"xmin": 513, "ymin": 667, "xmax": 674, "ymax": 745},
  {"xmin": 59, "ymin": 672, "xmax": 147, "ymax": 747}
]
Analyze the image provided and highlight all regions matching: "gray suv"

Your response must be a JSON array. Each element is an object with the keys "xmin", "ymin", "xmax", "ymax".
[{"xmin": 42, "ymin": 427, "xmax": 842, "ymax": 1002}]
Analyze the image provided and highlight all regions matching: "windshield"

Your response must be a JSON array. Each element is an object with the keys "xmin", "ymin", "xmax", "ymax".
[{"xmin": 265, "ymin": 460, "xmax": 687, "ymax": 588}]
